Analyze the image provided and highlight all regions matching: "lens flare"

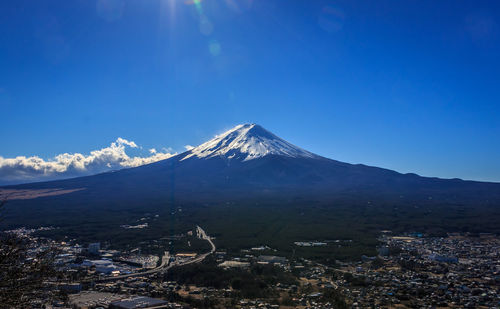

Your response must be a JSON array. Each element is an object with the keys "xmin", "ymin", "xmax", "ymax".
[
  {"xmin": 209, "ymin": 40, "xmax": 221, "ymax": 56},
  {"xmin": 185, "ymin": 0, "xmax": 203, "ymax": 14},
  {"xmin": 184, "ymin": 0, "xmax": 222, "ymax": 57}
]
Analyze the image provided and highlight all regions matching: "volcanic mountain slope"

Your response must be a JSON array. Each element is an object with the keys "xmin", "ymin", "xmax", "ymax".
[{"xmin": 4, "ymin": 123, "xmax": 500, "ymax": 206}]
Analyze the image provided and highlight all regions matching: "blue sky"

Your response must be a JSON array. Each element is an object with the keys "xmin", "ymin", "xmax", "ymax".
[{"xmin": 1, "ymin": 0, "xmax": 500, "ymax": 183}]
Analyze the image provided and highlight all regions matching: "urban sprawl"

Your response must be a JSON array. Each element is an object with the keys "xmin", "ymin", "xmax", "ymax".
[{"xmin": 4, "ymin": 225, "xmax": 500, "ymax": 309}]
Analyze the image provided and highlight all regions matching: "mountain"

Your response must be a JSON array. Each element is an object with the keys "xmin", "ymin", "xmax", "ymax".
[
  {"xmin": 2, "ymin": 124, "xmax": 500, "ymax": 249},
  {"xmin": 4, "ymin": 123, "xmax": 500, "ymax": 203},
  {"xmin": 181, "ymin": 124, "xmax": 317, "ymax": 161}
]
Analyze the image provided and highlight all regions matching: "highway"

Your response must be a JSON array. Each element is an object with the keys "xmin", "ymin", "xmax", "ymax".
[
  {"xmin": 196, "ymin": 225, "xmax": 216, "ymax": 253},
  {"xmin": 95, "ymin": 226, "xmax": 215, "ymax": 282}
]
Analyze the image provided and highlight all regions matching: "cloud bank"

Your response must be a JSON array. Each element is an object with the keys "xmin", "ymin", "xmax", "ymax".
[{"xmin": 0, "ymin": 138, "xmax": 176, "ymax": 185}]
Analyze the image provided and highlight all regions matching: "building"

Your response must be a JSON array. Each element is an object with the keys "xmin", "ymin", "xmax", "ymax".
[
  {"xmin": 175, "ymin": 253, "xmax": 197, "ymax": 258},
  {"xmin": 218, "ymin": 261, "xmax": 250, "ymax": 268},
  {"xmin": 428, "ymin": 253, "xmax": 458, "ymax": 263},
  {"xmin": 109, "ymin": 296, "xmax": 169, "ymax": 309},
  {"xmin": 378, "ymin": 246, "xmax": 390, "ymax": 256},
  {"xmin": 258, "ymin": 255, "xmax": 287, "ymax": 265},
  {"xmin": 82, "ymin": 259, "xmax": 119, "ymax": 274},
  {"xmin": 69, "ymin": 291, "xmax": 123, "ymax": 309},
  {"xmin": 88, "ymin": 242, "xmax": 101, "ymax": 255}
]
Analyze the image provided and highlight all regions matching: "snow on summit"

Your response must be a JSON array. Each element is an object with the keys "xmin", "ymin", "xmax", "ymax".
[{"xmin": 181, "ymin": 124, "xmax": 316, "ymax": 161}]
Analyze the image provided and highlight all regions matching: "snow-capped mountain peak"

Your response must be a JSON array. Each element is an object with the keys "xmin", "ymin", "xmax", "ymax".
[{"xmin": 181, "ymin": 124, "xmax": 317, "ymax": 161}]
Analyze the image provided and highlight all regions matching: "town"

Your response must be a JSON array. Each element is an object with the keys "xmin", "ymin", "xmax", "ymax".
[{"xmin": 4, "ymin": 222, "xmax": 500, "ymax": 309}]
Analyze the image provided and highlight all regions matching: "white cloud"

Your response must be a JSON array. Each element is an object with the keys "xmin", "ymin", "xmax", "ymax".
[
  {"xmin": 0, "ymin": 138, "xmax": 177, "ymax": 185},
  {"xmin": 184, "ymin": 145, "xmax": 195, "ymax": 151},
  {"xmin": 116, "ymin": 137, "xmax": 137, "ymax": 148}
]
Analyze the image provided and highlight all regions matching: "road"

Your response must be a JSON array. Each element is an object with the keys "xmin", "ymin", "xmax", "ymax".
[
  {"xmin": 196, "ymin": 225, "xmax": 216, "ymax": 253},
  {"xmin": 95, "ymin": 226, "xmax": 215, "ymax": 282}
]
